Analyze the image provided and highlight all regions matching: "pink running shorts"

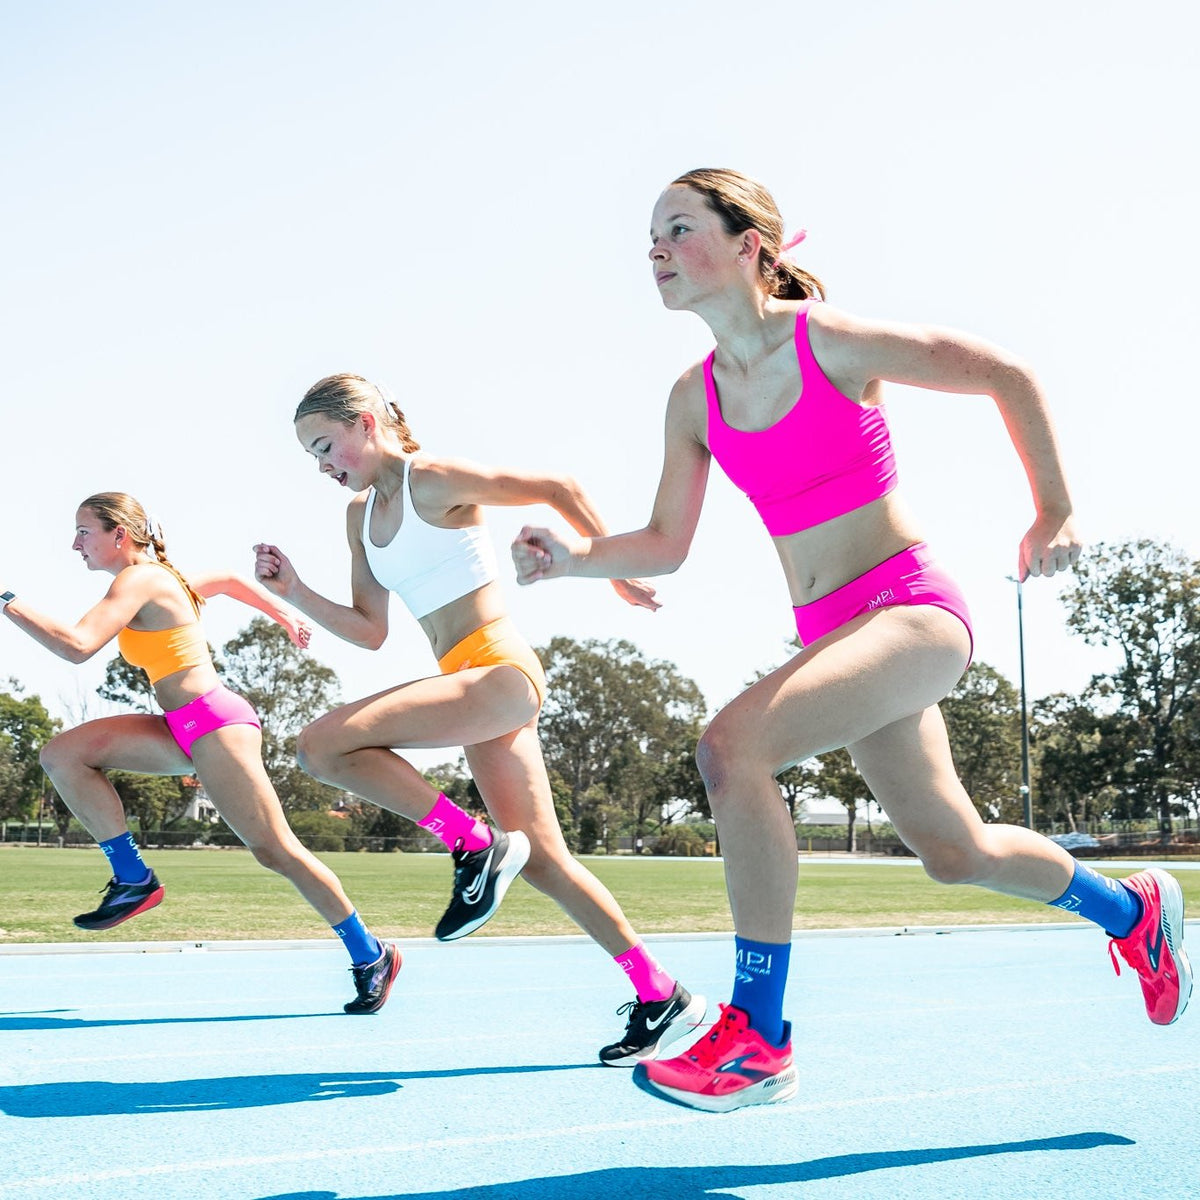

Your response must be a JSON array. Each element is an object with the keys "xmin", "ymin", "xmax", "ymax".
[
  {"xmin": 163, "ymin": 685, "xmax": 262, "ymax": 759},
  {"xmin": 793, "ymin": 542, "xmax": 973, "ymax": 663}
]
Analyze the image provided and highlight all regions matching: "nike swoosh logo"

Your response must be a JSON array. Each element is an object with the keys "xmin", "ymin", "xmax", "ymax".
[
  {"xmin": 1146, "ymin": 925, "xmax": 1165, "ymax": 973},
  {"xmin": 462, "ymin": 847, "xmax": 494, "ymax": 905},
  {"xmin": 644, "ymin": 1004, "xmax": 679, "ymax": 1032}
]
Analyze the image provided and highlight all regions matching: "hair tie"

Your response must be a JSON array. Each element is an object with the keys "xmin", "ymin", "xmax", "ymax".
[
  {"xmin": 771, "ymin": 229, "xmax": 807, "ymax": 270},
  {"xmin": 145, "ymin": 514, "xmax": 161, "ymax": 541}
]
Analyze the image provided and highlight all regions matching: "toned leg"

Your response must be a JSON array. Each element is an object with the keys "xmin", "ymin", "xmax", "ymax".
[
  {"xmin": 465, "ymin": 722, "xmax": 639, "ymax": 956},
  {"xmin": 695, "ymin": 605, "xmax": 972, "ymax": 942},
  {"xmin": 190, "ymin": 725, "xmax": 357, "ymax": 925},
  {"xmin": 39, "ymin": 716, "xmax": 191, "ymax": 842},
  {"xmin": 848, "ymin": 706, "xmax": 1074, "ymax": 900},
  {"xmin": 469, "ymin": 721, "xmax": 705, "ymax": 1065},
  {"xmin": 295, "ymin": 666, "xmax": 539, "ymax": 820},
  {"xmin": 192, "ymin": 723, "xmax": 399, "ymax": 1010}
]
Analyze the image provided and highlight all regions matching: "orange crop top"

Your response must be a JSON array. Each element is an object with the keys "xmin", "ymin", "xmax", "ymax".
[
  {"xmin": 116, "ymin": 563, "xmax": 209, "ymax": 685},
  {"xmin": 117, "ymin": 622, "xmax": 210, "ymax": 684}
]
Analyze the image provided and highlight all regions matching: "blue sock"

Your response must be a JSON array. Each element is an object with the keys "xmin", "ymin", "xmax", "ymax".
[
  {"xmin": 730, "ymin": 935, "xmax": 791, "ymax": 1046},
  {"xmin": 98, "ymin": 833, "xmax": 151, "ymax": 885},
  {"xmin": 332, "ymin": 911, "xmax": 383, "ymax": 966},
  {"xmin": 1048, "ymin": 862, "xmax": 1143, "ymax": 938}
]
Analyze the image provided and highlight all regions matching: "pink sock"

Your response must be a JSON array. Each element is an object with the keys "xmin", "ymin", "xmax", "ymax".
[
  {"xmin": 614, "ymin": 943, "xmax": 675, "ymax": 1003},
  {"xmin": 417, "ymin": 793, "xmax": 491, "ymax": 853}
]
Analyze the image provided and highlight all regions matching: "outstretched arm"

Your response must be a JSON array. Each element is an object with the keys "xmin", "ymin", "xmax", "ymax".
[
  {"xmin": 0, "ymin": 569, "xmax": 150, "ymax": 663},
  {"xmin": 811, "ymin": 306, "xmax": 1082, "ymax": 580},
  {"xmin": 253, "ymin": 500, "xmax": 391, "ymax": 650},
  {"xmin": 416, "ymin": 454, "xmax": 666, "ymax": 610},
  {"xmin": 189, "ymin": 570, "xmax": 312, "ymax": 649},
  {"xmin": 512, "ymin": 373, "xmax": 712, "ymax": 587}
]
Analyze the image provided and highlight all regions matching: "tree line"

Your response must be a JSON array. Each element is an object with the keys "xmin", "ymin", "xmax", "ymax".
[{"xmin": 2, "ymin": 538, "xmax": 1199, "ymax": 852}]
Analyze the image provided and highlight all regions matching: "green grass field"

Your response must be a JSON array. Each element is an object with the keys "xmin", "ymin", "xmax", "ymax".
[{"xmin": 3, "ymin": 845, "xmax": 1195, "ymax": 946}]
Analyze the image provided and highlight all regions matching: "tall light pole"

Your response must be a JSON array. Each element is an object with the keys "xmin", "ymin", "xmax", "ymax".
[{"xmin": 1007, "ymin": 575, "xmax": 1033, "ymax": 829}]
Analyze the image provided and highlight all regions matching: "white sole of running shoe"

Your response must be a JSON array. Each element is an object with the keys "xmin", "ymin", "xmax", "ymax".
[
  {"xmin": 437, "ymin": 830, "xmax": 531, "ymax": 941},
  {"xmin": 1148, "ymin": 868, "xmax": 1193, "ymax": 1023},
  {"xmin": 636, "ymin": 1063, "xmax": 799, "ymax": 1113}
]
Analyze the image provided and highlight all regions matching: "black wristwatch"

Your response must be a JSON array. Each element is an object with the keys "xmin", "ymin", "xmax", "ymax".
[{"xmin": 0, "ymin": 591, "xmax": 15, "ymax": 608}]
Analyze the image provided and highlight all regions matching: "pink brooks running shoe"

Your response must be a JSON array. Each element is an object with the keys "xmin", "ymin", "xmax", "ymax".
[
  {"xmin": 1109, "ymin": 869, "xmax": 1192, "ymax": 1025},
  {"xmin": 633, "ymin": 1003, "xmax": 798, "ymax": 1112}
]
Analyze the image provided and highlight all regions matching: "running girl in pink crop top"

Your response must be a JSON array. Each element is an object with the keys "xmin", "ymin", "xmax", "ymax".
[
  {"xmin": 1, "ymin": 491, "xmax": 397, "ymax": 1015},
  {"xmin": 254, "ymin": 372, "xmax": 708, "ymax": 1062},
  {"xmin": 515, "ymin": 168, "xmax": 1181, "ymax": 1113}
]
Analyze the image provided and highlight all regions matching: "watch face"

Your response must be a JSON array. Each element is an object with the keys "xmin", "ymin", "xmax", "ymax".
[{"xmin": 0, "ymin": 592, "xmax": 14, "ymax": 604}]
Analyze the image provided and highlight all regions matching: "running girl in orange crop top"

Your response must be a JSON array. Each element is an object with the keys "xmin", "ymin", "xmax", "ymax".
[
  {"xmin": 253, "ymin": 372, "xmax": 707, "ymax": 1063},
  {"xmin": 1, "ymin": 491, "xmax": 399, "ymax": 1015}
]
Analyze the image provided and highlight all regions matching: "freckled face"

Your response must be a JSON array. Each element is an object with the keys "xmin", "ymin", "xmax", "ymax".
[
  {"xmin": 296, "ymin": 413, "xmax": 374, "ymax": 491},
  {"xmin": 72, "ymin": 508, "xmax": 121, "ymax": 571},
  {"xmin": 647, "ymin": 186, "xmax": 739, "ymax": 309}
]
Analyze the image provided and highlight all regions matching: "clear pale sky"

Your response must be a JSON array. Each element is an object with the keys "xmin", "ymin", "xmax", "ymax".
[{"xmin": 2, "ymin": 1, "xmax": 1196, "ymax": 766}]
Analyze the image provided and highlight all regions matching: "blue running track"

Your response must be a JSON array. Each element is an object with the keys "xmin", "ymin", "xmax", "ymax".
[{"xmin": 1, "ymin": 922, "xmax": 1197, "ymax": 1199}]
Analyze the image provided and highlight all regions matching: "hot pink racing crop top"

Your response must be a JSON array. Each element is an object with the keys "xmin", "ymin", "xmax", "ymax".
[
  {"xmin": 361, "ymin": 457, "xmax": 499, "ymax": 619},
  {"xmin": 704, "ymin": 299, "xmax": 898, "ymax": 536}
]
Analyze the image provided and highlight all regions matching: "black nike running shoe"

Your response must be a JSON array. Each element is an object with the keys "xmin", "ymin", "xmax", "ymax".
[
  {"xmin": 434, "ymin": 828, "xmax": 530, "ymax": 941},
  {"xmin": 599, "ymin": 982, "xmax": 708, "ymax": 1066}
]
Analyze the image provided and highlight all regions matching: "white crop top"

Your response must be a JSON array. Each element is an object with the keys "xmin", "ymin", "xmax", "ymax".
[{"xmin": 361, "ymin": 458, "xmax": 499, "ymax": 619}]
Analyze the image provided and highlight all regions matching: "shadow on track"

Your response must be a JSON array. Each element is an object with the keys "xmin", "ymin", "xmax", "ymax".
[
  {"xmin": 0, "ymin": 1064, "xmax": 598, "ymax": 1118},
  {"xmin": 251, "ymin": 1133, "xmax": 1136, "ymax": 1199},
  {"xmin": 0, "ymin": 1011, "xmax": 332, "ymax": 1031}
]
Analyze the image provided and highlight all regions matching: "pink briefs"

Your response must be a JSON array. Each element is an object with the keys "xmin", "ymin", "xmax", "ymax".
[
  {"xmin": 163, "ymin": 685, "xmax": 261, "ymax": 759},
  {"xmin": 793, "ymin": 543, "xmax": 973, "ymax": 663}
]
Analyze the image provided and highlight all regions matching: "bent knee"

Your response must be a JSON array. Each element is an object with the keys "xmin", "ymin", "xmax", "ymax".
[
  {"xmin": 919, "ymin": 842, "xmax": 993, "ymax": 887},
  {"xmin": 517, "ymin": 844, "xmax": 569, "ymax": 895},
  {"xmin": 695, "ymin": 716, "xmax": 774, "ymax": 797},
  {"xmin": 39, "ymin": 731, "xmax": 87, "ymax": 776},
  {"xmin": 695, "ymin": 721, "xmax": 738, "ymax": 794},
  {"xmin": 295, "ymin": 721, "xmax": 340, "ymax": 780},
  {"xmin": 246, "ymin": 837, "xmax": 307, "ymax": 876}
]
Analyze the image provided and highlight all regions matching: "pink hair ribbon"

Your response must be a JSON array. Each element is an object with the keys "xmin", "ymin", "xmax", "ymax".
[{"xmin": 771, "ymin": 229, "xmax": 807, "ymax": 269}]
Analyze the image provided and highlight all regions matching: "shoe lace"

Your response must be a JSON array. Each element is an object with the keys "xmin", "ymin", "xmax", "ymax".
[
  {"xmin": 1109, "ymin": 928, "xmax": 1148, "ymax": 978},
  {"xmin": 613, "ymin": 999, "xmax": 645, "ymax": 1031},
  {"xmin": 685, "ymin": 1007, "xmax": 738, "ymax": 1067},
  {"xmin": 449, "ymin": 838, "xmax": 470, "ymax": 885},
  {"xmin": 349, "ymin": 959, "xmax": 376, "ymax": 994},
  {"xmin": 1108, "ymin": 939, "xmax": 1123, "ymax": 977},
  {"xmin": 97, "ymin": 876, "xmax": 123, "ymax": 898}
]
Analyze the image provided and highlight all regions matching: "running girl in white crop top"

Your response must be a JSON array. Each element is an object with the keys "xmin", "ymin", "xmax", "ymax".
[{"xmin": 254, "ymin": 372, "xmax": 707, "ymax": 1064}]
